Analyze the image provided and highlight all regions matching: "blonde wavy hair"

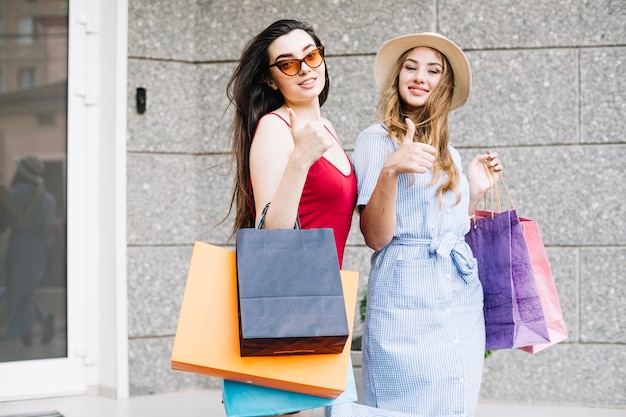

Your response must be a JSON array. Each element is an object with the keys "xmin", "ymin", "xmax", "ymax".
[{"xmin": 377, "ymin": 47, "xmax": 460, "ymax": 206}]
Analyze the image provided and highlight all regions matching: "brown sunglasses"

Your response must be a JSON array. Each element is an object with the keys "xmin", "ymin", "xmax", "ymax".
[{"xmin": 269, "ymin": 47, "xmax": 325, "ymax": 76}]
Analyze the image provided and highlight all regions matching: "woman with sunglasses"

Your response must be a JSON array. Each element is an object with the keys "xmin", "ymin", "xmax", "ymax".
[{"xmin": 226, "ymin": 19, "xmax": 357, "ymax": 417}]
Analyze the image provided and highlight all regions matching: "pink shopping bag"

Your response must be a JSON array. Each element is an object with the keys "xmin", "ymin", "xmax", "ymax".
[{"xmin": 517, "ymin": 217, "xmax": 568, "ymax": 353}]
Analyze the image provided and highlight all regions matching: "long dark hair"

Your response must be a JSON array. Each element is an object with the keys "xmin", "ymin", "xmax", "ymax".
[{"xmin": 226, "ymin": 19, "xmax": 330, "ymax": 235}]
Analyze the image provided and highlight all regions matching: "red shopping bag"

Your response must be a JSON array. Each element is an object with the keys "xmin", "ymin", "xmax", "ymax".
[{"xmin": 517, "ymin": 218, "xmax": 568, "ymax": 353}]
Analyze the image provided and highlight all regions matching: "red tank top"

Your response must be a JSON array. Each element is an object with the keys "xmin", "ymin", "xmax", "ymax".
[{"xmin": 255, "ymin": 112, "xmax": 357, "ymax": 267}]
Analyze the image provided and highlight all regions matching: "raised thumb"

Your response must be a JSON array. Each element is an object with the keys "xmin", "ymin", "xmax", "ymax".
[
  {"xmin": 287, "ymin": 107, "xmax": 297, "ymax": 128},
  {"xmin": 402, "ymin": 118, "xmax": 416, "ymax": 143}
]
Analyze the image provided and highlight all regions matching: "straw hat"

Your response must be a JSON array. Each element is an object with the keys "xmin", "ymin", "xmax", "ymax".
[{"xmin": 374, "ymin": 32, "xmax": 471, "ymax": 110}]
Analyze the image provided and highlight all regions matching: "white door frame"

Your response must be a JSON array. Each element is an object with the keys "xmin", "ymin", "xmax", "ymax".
[{"xmin": 0, "ymin": 0, "xmax": 128, "ymax": 401}]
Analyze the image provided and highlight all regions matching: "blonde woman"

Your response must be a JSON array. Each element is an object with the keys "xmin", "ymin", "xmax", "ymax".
[{"xmin": 353, "ymin": 33, "xmax": 503, "ymax": 416}]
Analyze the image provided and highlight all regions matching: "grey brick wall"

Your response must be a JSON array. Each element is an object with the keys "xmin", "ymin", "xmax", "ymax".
[{"xmin": 126, "ymin": 0, "xmax": 626, "ymax": 407}]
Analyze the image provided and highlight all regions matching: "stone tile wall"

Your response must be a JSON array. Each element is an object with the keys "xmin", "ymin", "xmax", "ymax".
[{"xmin": 126, "ymin": 0, "xmax": 625, "ymax": 407}]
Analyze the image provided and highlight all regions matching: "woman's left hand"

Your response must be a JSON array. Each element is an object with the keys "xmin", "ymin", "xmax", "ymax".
[{"xmin": 467, "ymin": 150, "xmax": 503, "ymax": 209}]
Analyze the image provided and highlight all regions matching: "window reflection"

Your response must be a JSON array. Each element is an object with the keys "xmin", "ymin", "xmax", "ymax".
[
  {"xmin": 18, "ymin": 66, "xmax": 35, "ymax": 87},
  {"xmin": 17, "ymin": 16, "xmax": 34, "ymax": 44},
  {"xmin": 0, "ymin": 0, "xmax": 68, "ymax": 362}
]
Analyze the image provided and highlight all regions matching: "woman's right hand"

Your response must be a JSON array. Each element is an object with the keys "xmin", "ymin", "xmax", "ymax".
[
  {"xmin": 360, "ymin": 119, "xmax": 436, "ymax": 250},
  {"xmin": 383, "ymin": 118, "xmax": 437, "ymax": 176},
  {"xmin": 287, "ymin": 108, "xmax": 333, "ymax": 169}
]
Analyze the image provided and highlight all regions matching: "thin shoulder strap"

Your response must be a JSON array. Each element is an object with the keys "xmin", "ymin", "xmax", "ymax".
[
  {"xmin": 267, "ymin": 112, "xmax": 339, "ymax": 143},
  {"xmin": 267, "ymin": 112, "xmax": 291, "ymax": 128}
]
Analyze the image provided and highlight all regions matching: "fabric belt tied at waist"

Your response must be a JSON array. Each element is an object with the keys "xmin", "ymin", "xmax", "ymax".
[{"xmin": 392, "ymin": 234, "xmax": 476, "ymax": 279}]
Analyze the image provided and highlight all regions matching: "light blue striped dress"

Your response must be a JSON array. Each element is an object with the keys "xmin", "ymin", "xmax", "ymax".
[{"xmin": 353, "ymin": 123, "xmax": 485, "ymax": 417}]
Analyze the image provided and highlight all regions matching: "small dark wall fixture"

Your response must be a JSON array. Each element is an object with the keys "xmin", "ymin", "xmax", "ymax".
[{"xmin": 136, "ymin": 87, "xmax": 146, "ymax": 114}]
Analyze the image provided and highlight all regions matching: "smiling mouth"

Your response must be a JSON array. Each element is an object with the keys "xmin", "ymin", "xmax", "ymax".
[
  {"xmin": 300, "ymin": 77, "xmax": 316, "ymax": 86},
  {"xmin": 408, "ymin": 86, "xmax": 429, "ymax": 96}
]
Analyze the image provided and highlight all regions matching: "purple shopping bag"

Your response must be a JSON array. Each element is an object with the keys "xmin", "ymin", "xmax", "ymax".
[{"xmin": 465, "ymin": 209, "xmax": 549, "ymax": 350}]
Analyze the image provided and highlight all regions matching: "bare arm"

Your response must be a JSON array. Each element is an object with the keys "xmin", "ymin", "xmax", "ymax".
[
  {"xmin": 359, "ymin": 119, "xmax": 437, "ymax": 250},
  {"xmin": 250, "ymin": 109, "xmax": 333, "ymax": 229},
  {"xmin": 467, "ymin": 149, "xmax": 503, "ymax": 215},
  {"xmin": 359, "ymin": 167, "xmax": 401, "ymax": 250}
]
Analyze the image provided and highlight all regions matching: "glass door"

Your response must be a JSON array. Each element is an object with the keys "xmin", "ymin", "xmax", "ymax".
[
  {"xmin": 0, "ymin": 0, "xmax": 86, "ymax": 400},
  {"xmin": 0, "ymin": 0, "xmax": 68, "ymax": 363}
]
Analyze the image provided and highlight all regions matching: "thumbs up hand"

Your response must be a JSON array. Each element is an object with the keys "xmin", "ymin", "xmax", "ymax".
[
  {"xmin": 385, "ymin": 118, "xmax": 437, "ymax": 175},
  {"xmin": 288, "ymin": 108, "xmax": 334, "ymax": 169}
]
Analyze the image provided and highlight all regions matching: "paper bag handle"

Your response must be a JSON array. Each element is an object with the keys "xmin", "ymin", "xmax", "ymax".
[
  {"xmin": 256, "ymin": 202, "xmax": 302, "ymax": 230},
  {"xmin": 481, "ymin": 165, "xmax": 514, "ymax": 218}
]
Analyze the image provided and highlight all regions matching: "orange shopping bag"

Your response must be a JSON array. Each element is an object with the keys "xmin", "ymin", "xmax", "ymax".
[{"xmin": 171, "ymin": 241, "xmax": 358, "ymax": 399}]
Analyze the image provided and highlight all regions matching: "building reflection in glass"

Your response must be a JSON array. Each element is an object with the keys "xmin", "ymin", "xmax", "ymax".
[{"xmin": 0, "ymin": 0, "xmax": 68, "ymax": 362}]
